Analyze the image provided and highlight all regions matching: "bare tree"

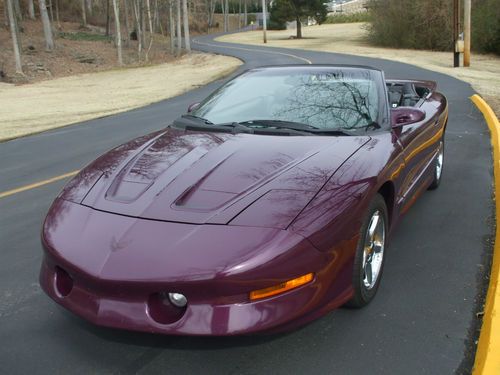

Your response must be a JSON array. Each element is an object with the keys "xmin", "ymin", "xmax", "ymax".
[
  {"xmin": 38, "ymin": 0, "xmax": 54, "ymax": 51},
  {"xmin": 13, "ymin": 0, "xmax": 21, "ymax": 21},
  {"xmin": 145, "ymin": 0, "xmax": 153, "ymax": 60},
  {"xmin": 112, "ymin": 0, "xmax": 123, "ymax": 65},
  {"xmin": 28, "ymin": 0, "xmax": 36, "ymax": 19},
  {"xmin": 182, "ymin": 0, "xmax": 190, "ymax": 51},
  {"xmin": 207, "ymin": 0, "xmax": 215, "ymax": 29},
  {"xmin": 243, "ymin": 0, "xmax": 247, "ymax": 26},
  {"xmin": 176, "ymin": 0, "xmax": 181, "ymax": 56},
  {"xmin": 238, "ymin": 0, "xmax": 241, "ymax": 29},
  {"xmin": 105, "ymin": 0, "xmax": 110, "ymax": 36},
  {"xmin": 169, "ymin": 0, "xmax": 175, "ymax": 54},
  {"xmin": 153, "ymin": 0, "xmax": 159, "ymax": 33},
  {"xmin": 54, "ymin": 0, "xmax": 60, "ymax": 28},
  {"xmin": 140, "ymin": 1, "xmax": 146, "ymax": 48},
  {"xmin": 132, "ymin": 0, "xmax": 142, "ymax": 56},
  {"xmin": 3, "ymin": 3, "xmax": 9, "ymax": 27},
  {"xmin": 123, "ymin": 0, "xmax": 131, "ymax": 46},
  {"xmin": 81, "ymin": 0, "xmax": 87, "ymax": 26},
  {"xmin": 6, "ymin": 0, "xmax": 23, "ymax": 74},
  {"xmin": 221, "ymin": 0, "xmax": 228, "ymax": 32}
]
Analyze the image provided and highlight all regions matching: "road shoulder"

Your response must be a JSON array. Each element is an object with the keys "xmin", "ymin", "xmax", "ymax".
[{"xmin": 471, "ymin": 94, "xmax": 500, "ymax": 375}]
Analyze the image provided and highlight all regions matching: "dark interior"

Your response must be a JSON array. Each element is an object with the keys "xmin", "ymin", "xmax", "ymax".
[{"xmin": 386, "ymin": 82, "xmax": 430, "ymax": 108}]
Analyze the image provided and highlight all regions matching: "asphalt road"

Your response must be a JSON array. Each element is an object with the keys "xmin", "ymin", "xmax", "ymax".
[{"xmin": 0, "ymin": 32, "xmax": 494, "ymax": 374}]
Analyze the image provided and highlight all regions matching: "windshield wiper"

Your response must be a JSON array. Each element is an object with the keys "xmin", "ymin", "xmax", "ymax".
[
  {"xmin": 181, "ymin": 114, "xmax": 214, "ymax": 125},
  {"xmin": 237, "ymin": 119, "xmax": 355, "ymax": 136},
  {"xmin": 239, "ymin": 119, "xmax": 319, "ymax": 131}
]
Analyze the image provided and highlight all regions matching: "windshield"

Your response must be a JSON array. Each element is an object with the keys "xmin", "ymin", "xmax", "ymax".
[{"xmin": 191, "ymin": 67, "xmax": 387, "ymax": 131}]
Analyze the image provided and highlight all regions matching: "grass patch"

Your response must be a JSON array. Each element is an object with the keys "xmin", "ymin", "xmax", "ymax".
[{"xmin": 59, "ymin": 31, "xmax": 112, "ymax": 42}]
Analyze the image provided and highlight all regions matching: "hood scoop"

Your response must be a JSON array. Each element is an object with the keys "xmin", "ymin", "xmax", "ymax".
[{"xmin": 82, "ymin": 129, "xmax": 369, "ymax": 225}]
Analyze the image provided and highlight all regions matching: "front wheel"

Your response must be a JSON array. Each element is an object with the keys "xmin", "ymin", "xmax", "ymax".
[
  {"xmin": 346, "ymin": 194, "xmax": 388, "ymax": 308},
  {"xmin": 428, "ymin": 139, "xmax": 444, "ymax": 190}
]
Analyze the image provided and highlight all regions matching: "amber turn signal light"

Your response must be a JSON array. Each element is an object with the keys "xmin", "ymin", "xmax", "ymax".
[{"xmin": 249, "ymin": 273, "xmax": 314, "ymax": 301}]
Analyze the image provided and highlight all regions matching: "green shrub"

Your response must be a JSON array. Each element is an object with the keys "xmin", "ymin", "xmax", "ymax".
[
  {"xmin": 366, "ymin": 0, "xmax": 453, "ymax": 51},
  {"xmin": 366, "ymin": 0, "xmax": 500, "ymax": 55},
  {"xmin": 324, "ymin": 12, "xmax": 371, "ymax": 24},
  {"xmin": 472, "ymin": 0, "xmax": 500, "ymax": 54}
]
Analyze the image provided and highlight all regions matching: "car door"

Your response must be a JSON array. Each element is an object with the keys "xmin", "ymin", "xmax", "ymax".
[{"xmin": 395, "ymin": 102, "xmax": 443, "ymax": 213}]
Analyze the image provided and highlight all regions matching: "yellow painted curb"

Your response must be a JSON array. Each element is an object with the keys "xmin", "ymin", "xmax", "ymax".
[{"xmin": 471, "ymin": 94, "xmax": 500, "ymax": 375}]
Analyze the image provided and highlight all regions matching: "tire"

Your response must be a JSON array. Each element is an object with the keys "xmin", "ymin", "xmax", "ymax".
[
  {"xmin": 346, "ymin": 194, "xmax": 388, "ymax": 308},
  {"xmin": 428, "ymin": 138, "xmax": 445, "ymax": 190}
]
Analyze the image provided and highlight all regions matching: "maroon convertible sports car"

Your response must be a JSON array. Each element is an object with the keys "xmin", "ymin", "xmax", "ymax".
[{"xmin": 40, "ymin": 65, "xmax": 448, "ymax": 335}]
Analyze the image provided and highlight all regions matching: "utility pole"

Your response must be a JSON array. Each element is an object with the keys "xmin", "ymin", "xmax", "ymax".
[
  {"xmin": 464, "ymin": 0, "xmax": 471, "ymax": 67},
  {"xmin": 453, "ymin": 0, "xmax": 460, "ymax": 67},
  {"xmin": 262, "ymin": 0, "xmax": 267, "ymax": 43}
]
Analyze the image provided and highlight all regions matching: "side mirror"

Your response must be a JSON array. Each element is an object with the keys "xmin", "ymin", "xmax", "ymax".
[
  {"xmin": 187, "ymin": 102, "xmax": 201, "ymax": 113},
  {"xmin": 391, "ymin": 107, "xmax": 425, "ymax": 128}
]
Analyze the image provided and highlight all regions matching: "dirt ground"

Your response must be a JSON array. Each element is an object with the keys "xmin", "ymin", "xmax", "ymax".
[
  {"xmin": 0, "ymin": 20, "xmax": 183, "ymax": 83},
  {"xmin": 217, "ymin": 23, "xmax": 500, "ymax": 117}
]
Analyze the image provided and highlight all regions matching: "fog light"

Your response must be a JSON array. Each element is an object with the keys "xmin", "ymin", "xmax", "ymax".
[
  {"xmin": 168, "ymin": 292, "xmax": 187, "ymax": 307},
  {"xmin": 55, "ymin": 266, "xmax": 73, "ymax": 297}
]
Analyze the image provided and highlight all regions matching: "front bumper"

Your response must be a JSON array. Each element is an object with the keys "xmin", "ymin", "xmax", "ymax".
[
  {"xmin": 40, "ymin": 255, "xmax": 329, "ymax": 335},
  {"xmin": 40, "ymin": 199, "xmax": 355, "ymax": 335}
]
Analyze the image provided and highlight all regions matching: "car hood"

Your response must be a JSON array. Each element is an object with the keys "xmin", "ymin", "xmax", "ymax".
[{"xmin": 69, "ymin": 128, "xmax": 370, "ymax": 225}]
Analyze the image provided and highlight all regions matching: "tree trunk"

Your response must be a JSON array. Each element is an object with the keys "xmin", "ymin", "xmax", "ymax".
[
  {"xmin": 144, "ymin": 0, "xmax": 153, "ymax": 60},
  {"xmin": 140, "ymin": 0, "xmax": 146, "ymax": 49},
  {"xmin": 182, "ymin": 0, "xmax": 190, "ymax": 51},
  {"xmin": 153, "ymin": 0, "xmax": 159, "ymax": 33},
  {"xmin": 169, "ymin": 0, "xmax": 174, "ymax": 54},
  {"xmin": 28, "ymin": 0, "xmax": 35, "ymax": 19},
  {"xmin": 7, "ymin": 0, "xmax": 23, "ymax": 74},
  {"xmin": 54, "ymin": 0, "xmax": 60, "ymax": 28},
  {"xmin": 207, "ymin": 0, "xmax": 215, "ymax": 29},
  {"xmin": 224, "ymin": 0, "xmax": 228, "ymax": 31},
  {"xmin": 86, "ymin": 0, "xmax": 92, "ymax": 13},
  {"xmin": 112, "ymin": 0, "xmax": 123, "ymax": 65},
  {"xmin": 296, "ymin": 15, "xmax": 301, "ymax": 39},
  {"xmin": 176, "ymin": 0, "xmax": 181, "ymax": 56},
  {"xmin": 123, "ymin": 0, "xmax": 130, "ymax": 46},
  {"xmin": 4, "ymin": 2, "xmax": 9, "ymax": 27},
  {"xmin": 243, "ymin": 0, "xmax": 247, "ymax": 26},
  {"xmin": 38, "ymin": 0, "xmax": 54, "ymax": 50},
  {"xmin": 81, "ymin": 0, "xmax": 87, "ymax": 26},
  {"xmin": 132, "ymin": 0, "xmax": 142, "ymax": 56},
  {"xmin": 13, "ymin": 0, "xmax": 21, "ymax": 21},
  {"xmin": 105, "ymin": 0, "xmax": 110, "ymax": 36},
  {"xmin": 11, "ymin": 0, "xmax": 22, "ymax": 53},
  {"xmin": 238, "ymin": 0, "xmax": 241, "ymax": 29},
  {"xmin": 47, "ymin": 0, "xmax": 54, "ymax": 25}
]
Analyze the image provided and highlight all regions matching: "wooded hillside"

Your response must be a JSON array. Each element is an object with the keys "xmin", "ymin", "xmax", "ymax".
[{"xmin": 1, "ymin": 0, "xmax": 263, "ymax": 81}]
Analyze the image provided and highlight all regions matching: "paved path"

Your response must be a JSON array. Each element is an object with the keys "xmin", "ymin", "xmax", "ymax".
[{"xmin": 0, "ymin": 32, "xmax": 493, "ymax": 374}]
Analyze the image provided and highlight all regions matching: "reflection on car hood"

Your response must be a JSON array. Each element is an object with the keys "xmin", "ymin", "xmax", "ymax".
[{"xmin": 77, "ymin": 128, "xmax": 370, "ymax": 225}]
